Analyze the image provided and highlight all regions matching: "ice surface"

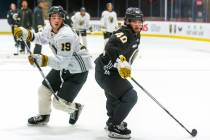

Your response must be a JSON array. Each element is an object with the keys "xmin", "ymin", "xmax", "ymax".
[{"xmin": 0, "ymin": 34, "xmax": 210, "ymax": 140}]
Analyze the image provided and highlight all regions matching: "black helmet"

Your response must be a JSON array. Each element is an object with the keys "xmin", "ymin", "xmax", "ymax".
[
  {"xmin": 48, "ymin": 6, "xmax": 65, "ymax": 19},
  {"xmin": 80, "ymin": 7, "xmax": 86, "ymax": 12},
  {"xmin": 125, "ymin": 7, "xmax": 143, "ymax": 22}
]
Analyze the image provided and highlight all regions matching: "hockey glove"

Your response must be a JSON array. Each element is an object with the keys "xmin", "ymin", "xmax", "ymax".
[
  {"xmin": 28, "ymin": 54, "xmax": 48, "ymax": 67},
  {"xmin": 115, "ymin": 55, "xmax": 131, "ymax": 79},
  {"xmin": 14, "ymin": 27, "xmax": 33, "ymax": 42}
]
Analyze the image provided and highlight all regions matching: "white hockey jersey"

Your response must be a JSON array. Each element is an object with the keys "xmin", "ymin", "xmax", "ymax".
[
  {"xmin": 33, "ymin": 24, "xmax": 92, "ymax": 73},
  {"xmin": 71, "ymin": 12, "xmax": 91, "ymax": 31},
  {"xmin": 100, "ymin": 10, "xmax": 118, "ymax": 33}
]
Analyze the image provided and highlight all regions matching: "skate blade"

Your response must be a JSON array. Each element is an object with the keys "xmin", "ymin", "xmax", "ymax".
[
  {"xmin": 108, "ymin": 132, "xmax": 131, "ymax": 139},
  {"xmin": 27, "ymin": 122, "xmax": 48, "ymax": 126}
]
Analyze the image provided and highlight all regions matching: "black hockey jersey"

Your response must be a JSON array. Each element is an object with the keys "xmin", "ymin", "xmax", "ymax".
[
  {"xmin": 7, "ymin": 10, "xmax": 20, "ymax": 26},
  {"xmin": 95, "ymin": 25, "xmax": 140, "ymax": 74}
]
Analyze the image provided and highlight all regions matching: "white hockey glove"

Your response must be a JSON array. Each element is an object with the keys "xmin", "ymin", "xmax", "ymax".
[
  {"xmin": 115, "ymin": 55, "xmax": 131, "ymax": 79},
  {"xmin": 14, "ymin": 27, "xmax": 33, "ymax": 42},
  {"xmin": 28, "ymin": 54, "xmax": 48, "ymax": 67},
  {"xmin": 37, "ymin": 25, "xmax": 43, "ymax": 32}
]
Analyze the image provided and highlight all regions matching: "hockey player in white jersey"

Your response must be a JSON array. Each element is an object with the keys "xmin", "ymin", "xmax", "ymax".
[
  {"xmin": 71, "ymin": 7, "xmax": 91, "ymax": 48},
  {"xmin": 14, "ymin": 6, "xmax": 92, "ymax": 125},
  {"xmin": 100, "ymin": 3, "xmax": 118, "ymax": 45}
]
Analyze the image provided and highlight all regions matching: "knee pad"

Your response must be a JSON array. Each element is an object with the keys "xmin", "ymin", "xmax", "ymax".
[{"xmin": 121, "ymin": 89, "xmax": 138, "ymax": 106}]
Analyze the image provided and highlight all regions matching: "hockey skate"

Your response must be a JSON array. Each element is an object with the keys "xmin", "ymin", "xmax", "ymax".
[
  {"xmin": 28, "ymin": 115, "xmax": 50, "ymax": 125},
  {"xmin": 105, "ymin": 120, "xmax": 127, "ymax": 130},
  {"xmin": 108, "ymin": 123, "xmax": 131, "ymax": 139},
  {"xmin": 69, "ymin": 103, "xmax": 83, "ymax": 125}
]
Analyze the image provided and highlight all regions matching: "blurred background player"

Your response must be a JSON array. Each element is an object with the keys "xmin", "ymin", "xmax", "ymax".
[
  {"xmin": 7, "ymin": 3, "xmax": 20, "ymax": 55},
  {"xmin": 32, "ymin": 0, "xmax": 45, "ymax": 54},
  {"xmin": 95, "ymin": 7, "xmax": 143, "ymax": 139},
  {"xmin": 100, "ymin": 3, "xmax": 118, "ymax": 45},
  {"xmin": 18, "ymin": 0, "xmax": 33, "ymax": 53},
  {"xmin": 14, "ymin": 5, "xmax": 92, "ymax": 125},
  {"xmin": 71, "ymin": 7, "xmax": 91, "ymax": 48},
  {"xmin": 64, "ymin": 10, "xmax": 74, "ymax": 27}
]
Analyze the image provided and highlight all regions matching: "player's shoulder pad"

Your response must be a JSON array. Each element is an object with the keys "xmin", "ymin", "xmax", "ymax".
[
  {"xmin": 60, "ymin": 25, "xmax": 73, "ymax": 33},
  {"xmin": 57, "ymin": 25, "xmax": 75, "ymax": 39},
  {"xmin": 75, "ymin": 12, "xmax": 80, "ymax": 16},
  {"xmin": 115, "ymin": 26, "xmax": 130, "ymax": 35},
  {"xmin": 110, "ymin": 27, "xmax": 128, "ymax": 44},
  {"xmin": 102, "ymin": 11, "xmax": 107, "ymax": 16},
  {"xmin": 86, "ymin": 12, "xmax": 90, "ymax": 18},
  {"xmin": 113, "ymin": 11, "xmax": 117, "ymax": 15}
]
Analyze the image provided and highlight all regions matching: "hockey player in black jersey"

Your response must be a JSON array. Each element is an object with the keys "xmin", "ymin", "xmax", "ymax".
[{"xmin": 95, "ymin": 7, "xmax": 143, "ymax": 139}]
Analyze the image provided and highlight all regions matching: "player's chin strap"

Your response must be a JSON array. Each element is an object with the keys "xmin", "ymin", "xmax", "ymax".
[{"xmin": 21, "ymin": 38, "xmax": 78, "ymax": 111}]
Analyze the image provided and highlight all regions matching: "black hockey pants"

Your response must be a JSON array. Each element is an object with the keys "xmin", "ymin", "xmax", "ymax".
[
  {"xmin": 95, "ymin": 58, "xmax": 138, "ymax": 125},
  {"xmin": 43, "ymin": 69, "xmax": 88, "ymax": 102}
]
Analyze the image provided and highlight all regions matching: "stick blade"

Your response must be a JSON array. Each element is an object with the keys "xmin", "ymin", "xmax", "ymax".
[{"xmin": 191, "ymin": 129, "xmax": 197, "ymax": 137}]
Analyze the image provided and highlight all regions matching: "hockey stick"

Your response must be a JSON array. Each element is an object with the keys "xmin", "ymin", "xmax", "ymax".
[
  {"xmin": 20, "ymin": 38, "xmax": 59, "ymax": 100},
  {"xmin": 130, "ymin": 77, "xmax": 197, "ymax": 137}
]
